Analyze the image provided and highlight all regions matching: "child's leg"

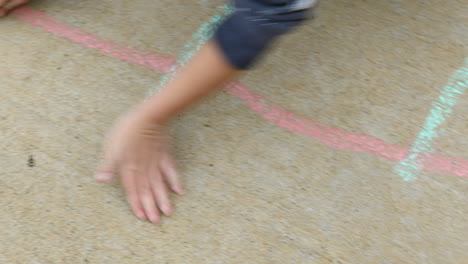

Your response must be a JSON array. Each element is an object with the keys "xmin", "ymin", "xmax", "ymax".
[{"xmin": 215, "ymin": 0, "xmax": 318, "ymax": 69}]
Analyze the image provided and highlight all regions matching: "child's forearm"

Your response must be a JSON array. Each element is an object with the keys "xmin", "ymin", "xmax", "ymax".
[{"xmin": 135, "ymin": 40, "xmax": 240, "ymax": 124}]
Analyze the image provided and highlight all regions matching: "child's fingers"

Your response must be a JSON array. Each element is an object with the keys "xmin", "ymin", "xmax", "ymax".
[
  {"xmin": 0, "ymin": 0, "xmax": 8, "ymax": 17},
  {"xmin": 160, "ymin": 153, "xmax": 185, "ymax": 195},
  {"xmin": 0, "ymin": 0, "xmax": 9, "ymax": 7},
  {"xmin": 2, "ymin": 0, "xmax": 29, "ymax": 12},
  {"xmin": 95, "ymin": 139, "xmax": 117, "ymax": 182},
  {"xmin": 138, "ymin": 171, "xmax": 161, "ymax": 224},
  {"xmin": 149, "ymin": 162, "xmax": 173, "ymax": 217},
  {"xmin": 121, "ymin": 166, "xmax": 147, "ymax": 221},
  {"xmin": 95, "ymin": 156, "xmax": 116, "ymax": 182}
]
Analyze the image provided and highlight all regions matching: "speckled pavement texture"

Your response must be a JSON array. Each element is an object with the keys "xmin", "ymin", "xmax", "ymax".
[{"xmin": 0, "ymin": 0, "xmax": 467, "ymax": 263}]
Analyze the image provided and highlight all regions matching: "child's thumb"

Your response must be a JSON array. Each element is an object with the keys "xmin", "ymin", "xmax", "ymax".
[
  {"xmin": 95, "ymin": 169, "xmax": 115, "ymax": 182},
  {"xmin": 95, "ymin": 149, "xmax": 116, "ymax": 182}
]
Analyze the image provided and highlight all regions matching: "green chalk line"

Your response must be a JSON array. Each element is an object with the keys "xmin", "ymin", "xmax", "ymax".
[
  {"xmin": 148, "ymin": 4, "xmax": 467, "ymax": 182},
  {"xmin": 394, "ymin": 59, "xmax": 468, "ymax": 181},
  {"xmin": 148, "ymin": 3, "xmax": 233, "ymax": 96}
]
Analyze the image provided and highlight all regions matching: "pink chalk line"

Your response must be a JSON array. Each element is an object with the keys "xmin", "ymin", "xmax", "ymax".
[
  {"xmin": 11, "ymin": 7, "xmax": 175, "ymax": 73},
  {"xmin": 11, "ymin": 7, "xmax": 468, "ymax": 178}
]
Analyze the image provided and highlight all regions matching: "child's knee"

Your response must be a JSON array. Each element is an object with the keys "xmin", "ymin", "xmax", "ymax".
[{"xmin": 215, "ymin": 0, "xmax": 318, "ymax": 69}]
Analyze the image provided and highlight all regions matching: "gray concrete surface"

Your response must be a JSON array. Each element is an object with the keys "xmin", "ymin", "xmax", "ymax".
[{"xmin": 0, "ymin": 0, "xmax": 467, "ymax": 263}]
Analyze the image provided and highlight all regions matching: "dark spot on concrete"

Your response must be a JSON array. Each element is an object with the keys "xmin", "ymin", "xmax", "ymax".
[
  {"xmin": 209, "ymin": 164, "xmax": 214, "ymax": 167},
  {"xmin": 28, "ymin": 155, "xmax": 35, "ymax": 167},
  {"xmin": 204, "ymin": 124, "xmax": 211, "ymax": 127}
]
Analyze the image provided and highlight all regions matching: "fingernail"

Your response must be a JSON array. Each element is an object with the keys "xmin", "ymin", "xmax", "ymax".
[
  {"xmin": 171, "ymin": 183, "xmax": 184, "ymax": 195},
  {"xmin": 95, "ymin": 172, "xmax": 113, "ymax": 181},
  {"xmin": 149, "ymin": 215, "xmax": 160, "ymax": 224},
  {"xmin": 176, "ymin": 185, "xmax": 186, "ymax": 195},
  {"xmin": 161, "ymin": 204, "xmax": 172, "ymax": 216},
  {"xmin": 136, "ymin": 211, "xmax": 146, "ymax": 220}
]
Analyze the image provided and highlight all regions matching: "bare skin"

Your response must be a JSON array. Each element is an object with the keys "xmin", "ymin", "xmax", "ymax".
[
  {"xmin": 0, "ymin": 0, "xmax": 30, "ymax": 16},
  {"xmin": 96, "ymin": 41, "xmax": 239, "ymax": 223},
  {"xmin": 2, "ymin": 1, "xmax": 240, "ymax": 224}
]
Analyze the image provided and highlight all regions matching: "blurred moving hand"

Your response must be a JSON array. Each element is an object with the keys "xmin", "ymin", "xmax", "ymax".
[
  {"xmin": 95, "ymin": 110, "xmax": 185, "ymax": 224},
  {"xmin": 0, "ymin": 0, "xmax": 30, "ymax": 16}
]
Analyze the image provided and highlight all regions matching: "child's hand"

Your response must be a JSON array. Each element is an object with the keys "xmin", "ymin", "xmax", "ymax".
[
  {"xmin": 95, "ymin": 110, "xmax": 185, "ymax": 224},
  {"xmin": 94, "ymin": 40, "xmax": 238, "ymax": 223},
  {"xmin": 0, "ymin": 0, "xmax": 30, "ymax": 17}
]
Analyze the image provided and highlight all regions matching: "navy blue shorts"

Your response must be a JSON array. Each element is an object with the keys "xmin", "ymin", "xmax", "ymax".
[{"xmin": 215, "ymin": 0, "xmax": 318, "ymax": 69}]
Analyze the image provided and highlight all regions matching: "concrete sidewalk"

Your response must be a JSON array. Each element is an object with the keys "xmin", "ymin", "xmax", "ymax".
[{"xmin": 0, "ymin": 0, "xmax": 466, "ymax": 263}]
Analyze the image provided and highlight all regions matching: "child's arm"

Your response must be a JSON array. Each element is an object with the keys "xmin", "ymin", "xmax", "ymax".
[
  {"xmin": 98, "ymin": 0, "xmax": 318, "ymax": 224},
  {"xmin": 135, "ymin": 40, "xmax": 240, "ymax": 124},
  {"xmin": 96, "ymin": 41, "xmax": 239, "ymax": 224}
]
